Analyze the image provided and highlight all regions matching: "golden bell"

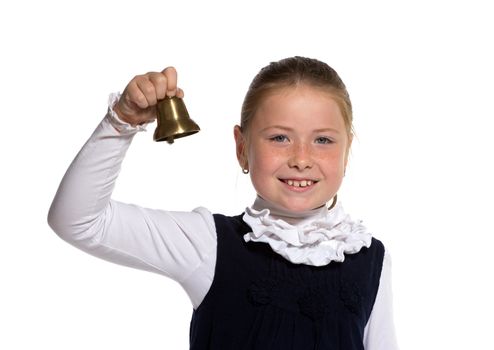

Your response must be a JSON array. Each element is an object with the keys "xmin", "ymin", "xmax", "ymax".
[{"xmin": 154, "ymin": 96, "xmax": 200, "ymax": 143}]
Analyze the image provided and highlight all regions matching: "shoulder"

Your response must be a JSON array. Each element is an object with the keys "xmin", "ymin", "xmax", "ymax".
[
  {"xmin": 370, "ymin": 237, "xmax": 386, "ymax": 270},
  {"xmin": 212, "ymin": 212, "xmax": 246, "ymax": 227},
  {"xmin": 370, "ymin": 237, "xmax": 385, "ymax": 256},
  {"xmin": 157, "ymin": 206, "xmax": 217, "ymax": 236},
  {"xmin": 212, "ymin": 212, "xmax": 253, "ymax": 241},
  {"xmin": 344, "ymin": 237, "xmax": 386, "ymax": 277}
]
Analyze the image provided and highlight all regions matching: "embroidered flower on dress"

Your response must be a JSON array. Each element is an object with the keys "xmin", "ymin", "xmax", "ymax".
[
  {"xmin": 339, "ymin": 279, "xmax": 362, "ymax": 315},
  {"xmin": 248, "ymin": 277, "xmax": 279, "ymax": 306},
  {"xmin": 242, "ymin": 202, "xmax": 372, "ymax": 266},
  {"xmin": 248, "ymin": 275, "xmax": 363, "ymax": 320}
]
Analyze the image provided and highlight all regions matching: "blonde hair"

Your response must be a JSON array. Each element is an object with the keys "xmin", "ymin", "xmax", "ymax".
[{"xmin": 240, "ymin": 56, "xmax": 353, "ymax": 139}]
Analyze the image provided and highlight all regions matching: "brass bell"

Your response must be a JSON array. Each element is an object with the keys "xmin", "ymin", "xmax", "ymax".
[{"xmin": 154, "ymin": 96, "xmax": 200, "ymax": 143}]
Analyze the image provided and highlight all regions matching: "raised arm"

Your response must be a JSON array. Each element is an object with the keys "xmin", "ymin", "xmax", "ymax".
[{"xmin": 47, "ymin": 68, "xmax": 216, "ymax": 308}]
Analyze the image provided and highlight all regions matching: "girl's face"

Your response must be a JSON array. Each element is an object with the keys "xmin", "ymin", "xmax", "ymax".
[{"xmin": 235, "ymin": 84, "xmax": 352, "ymax": 212}]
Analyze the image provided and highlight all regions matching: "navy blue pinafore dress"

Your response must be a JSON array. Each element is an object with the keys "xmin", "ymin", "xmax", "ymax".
[{"xmin": 189, "ymin": 213, "xmax": 385, "ymax": 350}]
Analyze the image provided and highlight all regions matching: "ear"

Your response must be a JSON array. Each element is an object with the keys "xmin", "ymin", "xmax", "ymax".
[{"xmin": 233, "ymin": 125, "xmax": 248, "ymax": 169}]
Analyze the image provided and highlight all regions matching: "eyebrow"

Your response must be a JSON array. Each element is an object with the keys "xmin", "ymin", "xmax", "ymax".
[{"xmin": 261, "ymin": 125, "xmax": 341, "ymax": 134}]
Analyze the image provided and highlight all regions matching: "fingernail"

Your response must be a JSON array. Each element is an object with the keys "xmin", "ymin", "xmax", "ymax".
[{"xmin": 167, "ymin": 90, "xmax": 176, "ymax": 97}]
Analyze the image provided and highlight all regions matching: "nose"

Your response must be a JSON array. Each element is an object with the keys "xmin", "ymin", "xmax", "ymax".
[{"xmin": 288, "ymin": 143, "xmax": 313, "ymax": 170}]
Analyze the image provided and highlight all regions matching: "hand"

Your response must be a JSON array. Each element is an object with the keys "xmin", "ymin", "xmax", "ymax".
[{"xmin": 113, "ymin": 67, "xmax": 185, "ymax": 126}]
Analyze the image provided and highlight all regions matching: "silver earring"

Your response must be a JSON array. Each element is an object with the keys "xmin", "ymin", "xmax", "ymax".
[{"xmin": 242, "ymin": 168, "xmax": 249, "ymax": 174}]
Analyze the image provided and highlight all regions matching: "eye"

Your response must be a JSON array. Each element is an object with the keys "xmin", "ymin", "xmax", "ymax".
[
  {"xmin": 269, "ymin": 135, "xmax": 289, "ymax": 143},
  {"xmin": 315, "ymin": 136, "xmax": 334, "ymax": 144}
]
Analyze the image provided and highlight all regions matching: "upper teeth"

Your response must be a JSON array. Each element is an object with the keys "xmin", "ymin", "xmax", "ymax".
[{"xmin": 286, "ymin": 180, "xmax": 313, "ymax": 187}]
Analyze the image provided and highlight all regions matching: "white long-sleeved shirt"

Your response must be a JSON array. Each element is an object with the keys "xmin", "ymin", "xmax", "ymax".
[{"xmin": 48, "ymin": 110, "xmax": 398, "ymax": 349}]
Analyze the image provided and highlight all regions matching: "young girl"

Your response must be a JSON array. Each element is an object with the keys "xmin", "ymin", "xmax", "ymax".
[{"xmin": 48, "ymin": 57, "xmax": 398, "ymax": 349}]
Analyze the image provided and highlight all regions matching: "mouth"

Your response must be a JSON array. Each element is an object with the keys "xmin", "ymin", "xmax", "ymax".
[{"xmin": 279, "ymin": 178, "xmax": 318, "ymax": 188}]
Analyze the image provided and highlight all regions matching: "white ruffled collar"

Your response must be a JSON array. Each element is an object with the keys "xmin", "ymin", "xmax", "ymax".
[{"xmin": 242, "ymin": 196, "xmax": 372, "ymax": 266}]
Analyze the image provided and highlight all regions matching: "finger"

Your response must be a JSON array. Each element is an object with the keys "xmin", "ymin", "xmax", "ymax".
[
  {"xmin": 162, "ymin": 66, "xmax": 178, "ymax": 97},
  {"xmin": 136, "ymin": 77, "xmax": 158, "ymax": 107},
  {"xmin": 176, "ymin": 88, "xmax": 185, "ymax": 98},
  {"xmin": 125, "ymin": 80, "xmax": 149, "ymax": 109},
  {"xmin": 148, "ymin": 72, "xmax": 168, "ymax": 101}
]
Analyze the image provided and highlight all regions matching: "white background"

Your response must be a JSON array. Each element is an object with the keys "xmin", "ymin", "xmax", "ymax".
[{"xmin": 1, "ymin": 0, "xmax": 493, "ymax": 348}]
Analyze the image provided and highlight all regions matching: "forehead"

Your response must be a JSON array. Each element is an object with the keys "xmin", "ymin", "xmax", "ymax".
[{"xmin": 251, "ymin": 84, "xmax": 346, "ymax": 131}]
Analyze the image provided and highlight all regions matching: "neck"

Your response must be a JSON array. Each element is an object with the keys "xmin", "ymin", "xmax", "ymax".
[{"xmin": 251, "ymin": 196, "xmax": 328, "ymax": 225}]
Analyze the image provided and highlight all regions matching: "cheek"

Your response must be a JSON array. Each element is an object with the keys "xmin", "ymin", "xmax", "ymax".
[
  {"xmin": 318, "ymin": 150, "xmax": 348, "ymax": 176},
  {"xmin": 248, "ymin": 144, "xmax": 282, "ymax": 169},
  {"xmin": 250, "ymin": 155, "xmax": 281, "ymax": 180}
]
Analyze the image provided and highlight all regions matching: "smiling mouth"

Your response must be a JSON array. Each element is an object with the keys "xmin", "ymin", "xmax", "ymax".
[{"xmin": 280, "ymin": 179, "xmax": 318, "ymax": 188}]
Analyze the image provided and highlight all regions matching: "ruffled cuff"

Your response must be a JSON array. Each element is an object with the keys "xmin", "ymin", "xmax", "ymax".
[{"xmin": 106, "ymin": 92, "xmax": 150, "ymax": 135}]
